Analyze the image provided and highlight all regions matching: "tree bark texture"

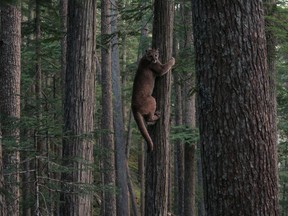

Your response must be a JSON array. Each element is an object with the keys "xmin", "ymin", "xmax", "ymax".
[
  {"xmin": 111, "ymin": 0, "xmax": 129, "ymax": 215},
  {"xmin": 101, "ymin": 0, "xmax": 116, "ymax": 215},
  {"xmin": 192, "ymin": 1, "xmax": 279, "ymax": 215},
  {"xmin": 0, "ymin": 3, "xmax": 21, "ymax": 216},
  {"xmin": 145, "ymin": 1, "xmax": 174, "ymax": 215},
  {"xmin": 182, "ymin": 1, "xmax": 197, "ymax": 215},
  {"xmin": 60, "ymin": 1, "xmax": 96, "ymax": 215},
  {"xmin": 264, "ymin": 0, "xmax": 277, "ymax": 145}
]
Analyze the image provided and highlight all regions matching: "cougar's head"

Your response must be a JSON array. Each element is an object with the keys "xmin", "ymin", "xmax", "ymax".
[{"xmin": 145, "ymin": 48, "xmax": 159, "ymax": 63}]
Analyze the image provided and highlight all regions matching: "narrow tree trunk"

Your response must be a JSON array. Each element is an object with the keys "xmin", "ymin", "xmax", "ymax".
[
  {"xmin": 192, "ymin": 0, "xmax": 279, "ymax": 215},
  {"xmin": 111, "ymin": 1, "xmax": 129, "ymax": 215},
  {"xmin": 60, "ymin": 0, "xmax": 67, "ymax": 94},
  {"xmin": 174, "ymin": 72, "xmax": 184, "ymax": 216},
  {"xmin": 60, "ymin": 1, "xmax": 96, "ymax": 215},
  {"xmin": 101, "ymin": 0, "xmax": 116, "ymax": 215},
  {"xmin": 34, "ymin": 1, "xmax": 46, "ymax": 214},
  {"xmin": 183, "ymin": 82, "xmax": 197, "ymax": 216},
  {"xmin": 145, "ymin": 1, "xmax": 174, "ymax": 215},
  {"xmin": 22, "ymin": 3, "xmax": 34, "ymax": 215},
  {"xmin": 0, "ymin": 3, "xmax": 21, "ymax": 216},
  {"xmin": 136, "ymin": 6, "xmax": 149, "ymax": 213},
  {"xmin": 52, "ymin": 1, "xmax": 67, "ymax": 215}
]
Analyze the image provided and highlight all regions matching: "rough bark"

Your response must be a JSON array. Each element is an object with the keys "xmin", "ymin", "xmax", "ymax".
[
  {"xmin": 101, "ymin": 0, "xmax": 116, "ymax": 215},
  {"xmin": 0, "ymin": 3, "xmax": 21, "ymax": 216},
  {"xmin": 144, "ymin": 1, "xmax": 174, "ymax": 215},
  {"xmin": 192, "ymin": 0, "xmax": 279, "ymax": 215},
  {"xmin": 264, "ymin": 0, "xmax": 277, "ymax": 147},
  {"xmin": 60, "ymin": 1, "xmax": 96, "ymax": 215},
  {"xmin": 183, "ymin": 1, "xmax": 197, "ymax": 215}
]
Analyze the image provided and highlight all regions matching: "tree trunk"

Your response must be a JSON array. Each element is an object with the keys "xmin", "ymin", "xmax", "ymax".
[
  {"xmin": 60, "ymin": 1, "xmax": 96, "ymax": 215},
  {"xmin": 34, "ymin": 1, "xmax": 46, "ymax": 214},
  {"xmin": 60, "ymin": 0, "xmax": 67, "ymax": 93},
  {"xmin": 183, "ymin": 1, "xmax": 197, "ymax": 215},
  {"xmin": 21, "ymin": 2, "xmax": 35, "ymax": 215},
  {"xmin": 101, "ymin": 0, "xmax": 117, "ymax": 215},
  {"xmin": 173, "ymin": 72, "xmax": 184, "ymax": 216},
  {"xmin": 183, "ymin": 79, "xmax": 197, "ymax": 216},
  {"xmin": 145, "ymin": 1, "xmax": 174, "ymax": 215},
  {"xmin": 0, "ymin": 3, "xmax": 21, "ymax": 216},
  {"xmin": 192, "ymin": 0, "xmax": 279, "ymax": 215},
  {"xmin": 264, "ymin": 0, "xmax": 277, "ymax": 154},
  {"xmin": 111, "ymin": 1, "xmax": 129, "ymax": 215}
]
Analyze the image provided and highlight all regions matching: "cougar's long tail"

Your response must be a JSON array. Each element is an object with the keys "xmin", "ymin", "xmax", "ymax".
[{"xmin": 133, "ymin": 111, "xmax": 153, "ymax": 152}]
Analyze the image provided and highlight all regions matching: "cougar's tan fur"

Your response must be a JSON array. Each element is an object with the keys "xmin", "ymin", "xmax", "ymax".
[{"xmin": 131, "ymin": 48, "xmax": 175, "ymax": 152}]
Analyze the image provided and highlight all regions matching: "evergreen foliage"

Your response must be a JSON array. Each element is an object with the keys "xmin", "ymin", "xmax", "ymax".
[{"xmin": 0, "ymin": 0, "xmax": 287, "ymax": 214}]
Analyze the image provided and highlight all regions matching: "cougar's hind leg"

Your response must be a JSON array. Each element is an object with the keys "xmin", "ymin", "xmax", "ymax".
[{"xmin": 144, "ymin": 96, "xmax": 160, "ymax": 125}]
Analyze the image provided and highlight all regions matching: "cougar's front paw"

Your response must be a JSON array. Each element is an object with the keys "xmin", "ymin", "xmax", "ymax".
[
  {"xmin": 155, "ymin": 111, "xmax": 161, "ymax": 117},
  {"xmin": 170, "ymin": 57, "xmax": 175, "ymax": 66}
]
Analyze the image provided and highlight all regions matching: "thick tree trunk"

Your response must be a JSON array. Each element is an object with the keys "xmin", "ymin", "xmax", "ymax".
[
  {"xmin": 0, "ymin": 3, "xmax": 21, "ymax": 216},
  {"xmin": 145, "ymin": 1, "xmax": 174, "ymax": 215},
  {"xmin": 60, "ymin": 1, "xmax": 96, "ymax": 215},
  {"xmin": 101, "ymin": 0, "xmax": 117, "ymax": 215},
  {"xmin": 192, "ymin": 1, "xmax": 279, "ymax": 215},
  {"xmin": 264, "ymin": 0, "xmax": 277, "ymax": 146}
]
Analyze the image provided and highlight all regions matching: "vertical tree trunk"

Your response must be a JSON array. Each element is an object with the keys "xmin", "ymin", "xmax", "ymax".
[
  {"xmin": 101, "ymin": 0, "xmax": 116, "ymax": 215},
  {"xmin": 145, "ymin": 1, "xmax": 174, "ymax": 215},
  {"xmin": 34, "ymin": 1, "xmax": 46, "ymax": 214},
  {"xmin": 264, "ymin": 0, "xmax": 277, "ymax": 102},
  {"xmin": 22, "ymin": 2, "xmax": 34, "ymax": 215},
  {"xmin": 54, "ymin": 1, "xmax": 67, "ymax": 215},
  {"xmin": 60, "ymin": 1, "xmax": 96, "ymax": 215},
  {"xmin": 192, "ymin": 0, "xmax": 279, "ymax": 215},
  {"xmin": 264, "ymin": 0, "xmax": 277, "ymax": 153},
  {"xmin": 173, "ymin": 71, "xmax": 184, "ymax": 216},
  {"xmin": 183, "ymin": 1, "xmax": 197, "ymax": 215},
  {"xmin": 60, "ymin": 0, "xmax": 67, "ymax": 92},
  {"xmin": 111, "ymin": 1, "xmax": 129, "ymax": 215},
  {"xmin": 0, "ymin": 3, "xmax": 21, "ymax": 216},
  {"xmin": 183, "ymin": 81, "xmax": 197, "ymax": 216}
]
